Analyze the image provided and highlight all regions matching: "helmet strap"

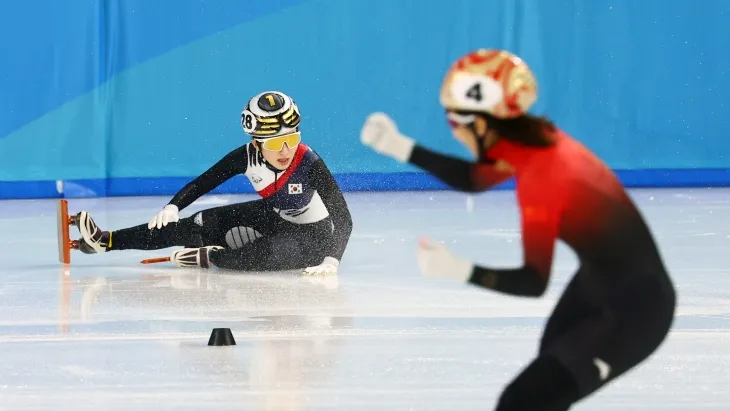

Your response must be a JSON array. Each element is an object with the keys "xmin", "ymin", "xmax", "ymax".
[
  {"xmin": 468, "ymin": 120, "xmax": 493, "ymax": 164},
  {"xmin": 252, "ymin": 140, "xmax": 287, "ymax": 173}
]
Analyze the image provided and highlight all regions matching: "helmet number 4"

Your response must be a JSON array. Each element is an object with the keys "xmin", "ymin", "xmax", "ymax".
[{"xmin": 466, "ymin": 83, "xmax": 483, "ymax": 102}]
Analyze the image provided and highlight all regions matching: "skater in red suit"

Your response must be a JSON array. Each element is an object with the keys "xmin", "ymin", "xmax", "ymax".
[{"xmin": 360, "ymin": 49, "xmax": 676, "ymax": 410}]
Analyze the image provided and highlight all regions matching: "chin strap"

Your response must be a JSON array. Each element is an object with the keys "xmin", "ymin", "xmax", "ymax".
[
  {"xmin": 467, "ymin": 122, "xmax": 494, "ymax": 164},
  {"xmin": 253, "ymin": 141, "xmax": 284, "ymax": 216}
]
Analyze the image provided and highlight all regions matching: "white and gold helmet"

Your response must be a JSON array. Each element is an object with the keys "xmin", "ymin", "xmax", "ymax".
[
  {"xmin": 440, "ymin": 49, "xmax": 538, "ymax": 119},
  {"xmin": 241, "ymin": 91, "xmax": 301, "ymax": 138}
]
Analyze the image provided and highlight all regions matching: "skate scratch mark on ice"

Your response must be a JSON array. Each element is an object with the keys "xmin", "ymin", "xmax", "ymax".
[{"xmin": 58, "ymin": 365, "xmax": 107, "ymax": 378}]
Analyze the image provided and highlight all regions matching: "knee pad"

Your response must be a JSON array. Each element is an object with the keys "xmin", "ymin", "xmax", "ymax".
[{"xmin": 225, "ymin": 226, "xmax": 263, "ymax": 249}]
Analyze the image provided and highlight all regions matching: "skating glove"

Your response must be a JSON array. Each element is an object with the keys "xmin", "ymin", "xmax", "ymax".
[
  {"xmin": 360, "ymin": 112, "xmax": 416, "ymax": 163},
  {"xmin": 416, "ymin": 237, "xmax": 474, "ymax": 282},
  {"xmin": 303, "ymin": 256, "xmax": 339, "ymax": 276},
  {"xmin": 148, "ymin": 204, "xmax": 180, "ymax": 229}
]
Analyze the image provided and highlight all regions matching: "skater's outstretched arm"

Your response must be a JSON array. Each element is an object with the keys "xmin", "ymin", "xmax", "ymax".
[
  {"xmin": 409, "ymin": 145, "xmax": 513, "ymax": 192},
  {"xmin": 168, "ymin": 146, "xmax": 248, "ymax": 210},
  {"xmin": 468, "ymin": 265, "xmax": 549, "ymax": 297},
  {"xmin": 468, "ymin": 195, "xmax": 560, "ymax": 297},
  {"xmin": 360, "ymin": 112, "xmax": 512, "ymax": 192},
  {"xmin": 418, "ymin": 193, "xmax": 559, "ymax": 298},
  {"xmin": 308, "ymin": 159, "xmax": 353, "ymax": 262}
]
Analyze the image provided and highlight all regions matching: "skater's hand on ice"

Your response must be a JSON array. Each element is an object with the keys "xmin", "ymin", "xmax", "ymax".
[
  {"xmin": 417, "ymin": 237, "xmax": 474, "ymax": 282},
  {"xmin": 360, "ymin": 112, "xmax": 415, "ymax": 163},
  {"xmin": 303, "ymin": 257, "xmax": 339, "ymax": 276},
  {"xmin": 148, "ymin": 204, "xmax": 180, "ymax": 229}
]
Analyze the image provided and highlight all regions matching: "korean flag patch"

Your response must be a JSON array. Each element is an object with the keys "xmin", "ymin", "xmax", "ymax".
[{"xmin": 288, "ymin": 183, "xmax": 303, "ymax": 194}]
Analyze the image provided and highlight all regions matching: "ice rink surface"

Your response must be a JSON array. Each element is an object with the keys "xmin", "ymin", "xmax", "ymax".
[{"xmin": 1, "ymin": 188, "xmax": 729, "ymax": 410}]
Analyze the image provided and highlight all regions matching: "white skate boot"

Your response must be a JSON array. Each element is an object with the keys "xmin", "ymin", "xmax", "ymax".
[
  {"xmin": 171, "ymin": 246, "xmax": 224, "ymax": 268},
  {"xmin": 75, "ymin": 211, "xmax": 110, "ymax": 254}
]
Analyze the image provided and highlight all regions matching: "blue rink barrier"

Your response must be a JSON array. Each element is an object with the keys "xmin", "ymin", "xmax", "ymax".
[
  {"xmin": 2, "ymin": 169, "xmax": 730, "ymax": 200},
  {"xmin": 2, "ymin": 1, "xmax": 729, "ymax": 192}
]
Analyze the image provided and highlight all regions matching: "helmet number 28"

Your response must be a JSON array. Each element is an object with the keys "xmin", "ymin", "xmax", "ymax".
[{"xmin": 243, "ymin": 113, "xmax": 253, "ymax": 130}]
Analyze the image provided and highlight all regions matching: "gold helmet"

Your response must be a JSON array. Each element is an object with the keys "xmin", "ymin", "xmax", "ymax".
[
  {"xmin": 440, "ymin": 49, "xmax": 538, "ymax": 119},
  {"xmin": 241, "ymin": 91, "xmax": 301, "ymax": 138}
]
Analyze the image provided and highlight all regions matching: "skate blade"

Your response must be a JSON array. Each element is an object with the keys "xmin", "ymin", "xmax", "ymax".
[
  {"xmin": 141, "ymin": 257, "xmax": 171, "ymax": 265},
  {"xmin": 56, "ymin": 199, "xmax": 79, "ymax": 265}
]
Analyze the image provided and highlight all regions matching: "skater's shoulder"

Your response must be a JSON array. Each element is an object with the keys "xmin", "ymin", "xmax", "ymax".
[
  {"xmin": 300, "ymin": 144, "xmax": 321, "ymax": 162},
  {"xmin": 274, "ymin": 143, "xmax": 317, "ymax": 168}
]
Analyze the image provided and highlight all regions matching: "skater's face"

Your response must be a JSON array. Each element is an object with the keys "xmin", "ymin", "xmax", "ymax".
[
  {"xmin": 446, "ymin": 112, "xmax": 498, "ymax": 159},
  {"xmin": 254, "ymin": 132, "xmax": 301, "ymax": 170}
]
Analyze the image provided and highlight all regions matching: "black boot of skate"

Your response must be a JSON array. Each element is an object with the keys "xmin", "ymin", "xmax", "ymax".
[{"xmin": 75, "ymin": 211, "xmax": 111, "ymax": 254}]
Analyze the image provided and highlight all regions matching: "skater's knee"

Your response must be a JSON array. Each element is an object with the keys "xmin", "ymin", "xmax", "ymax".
[{"xmin": 168, "ymin": 214, "xmax": 204, "ymax": 246}]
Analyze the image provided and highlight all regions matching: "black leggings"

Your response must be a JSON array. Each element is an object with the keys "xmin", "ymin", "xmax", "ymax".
[
  {"xmin": 496, "ymin": 268, "xmax": 676, "ymax": 410},
  {"xmin": 110, "ymin": 199, "xmax": 331, "ymax": 271}
]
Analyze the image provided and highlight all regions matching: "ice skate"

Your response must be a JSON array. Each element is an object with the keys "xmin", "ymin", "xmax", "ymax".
[
  {"xmin": 75, "ymin": 211, "xmax": 111, "ymax": 254},
  {"xmin": 171, "ymin": 246, "xmax": 224, "ymax": 268},
  {"xmin": 56, "ymin": 199, "xmax": 79, "ymax": 264}
]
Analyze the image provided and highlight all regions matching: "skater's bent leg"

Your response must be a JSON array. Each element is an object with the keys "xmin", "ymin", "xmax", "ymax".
[
  {"xmin": 537, "ymin": 276, "xmax": 675, "ymax": 404},
  {"xmin": 496, "ymin": 355, "xmax": 580, "ymax": 411},
  {"xmin": 540, "ymin": 271, "xmax": 594, "ymax": 354},
  {"xmin": 209, "ymin": 234, "xmax": 323, "ymax": 271},
  {"xmin": 79, "ymin": 201, "xmax": 276, "ymax": 254},
  {"xmin": 109, "ymin": 217, "xmax": 204, "ymax": 251},
  {"xmin": 110, "ymin": 199, "xmax": 282, "ymax": 252}
]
